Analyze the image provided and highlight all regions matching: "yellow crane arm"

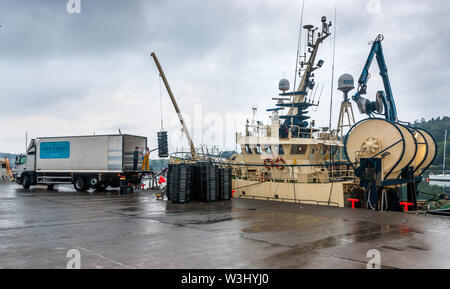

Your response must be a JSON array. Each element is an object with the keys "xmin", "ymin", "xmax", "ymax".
[{"xmin": 150, "ymin": 52, "xmax": 197, "ymax": 159}]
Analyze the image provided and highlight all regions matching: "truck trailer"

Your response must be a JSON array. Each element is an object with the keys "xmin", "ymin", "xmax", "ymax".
[{"xmin": 15, "ymin": 134, "xmax": 149, "ymax": 193}]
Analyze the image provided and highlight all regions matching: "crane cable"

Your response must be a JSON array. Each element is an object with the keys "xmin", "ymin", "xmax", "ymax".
[
  {"xmin": 327, "ymin": 6, "xmax": 337, "ymax": 206},
  {"xmin": 159, "ymin": 76, "xmax": 164, "ymax": 131}
]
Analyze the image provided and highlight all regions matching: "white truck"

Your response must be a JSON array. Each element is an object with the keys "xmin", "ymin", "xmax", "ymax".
[{"xmin": 15, "ymin": 134, "xmax": 149, "ymax": 193}]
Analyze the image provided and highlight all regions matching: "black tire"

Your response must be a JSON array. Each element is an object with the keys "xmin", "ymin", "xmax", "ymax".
[
  {"xmin": 47, "ymin": 184, "xmax": 55, "ymax": 191},
  {"xmin": 22, "ymin": 175, "xmax": 31, "ymax": 189},
  {"xmin": 74, "ymin": 177, "xmax": 88, "ymax": 191},
  {"xmin": 89, "ymin": 176, "xmax": 99, "ymax": 189}
]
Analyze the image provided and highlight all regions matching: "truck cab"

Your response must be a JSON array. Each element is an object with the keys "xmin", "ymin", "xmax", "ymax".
[{"xmin": 15, "ymin": 140, "xmax": 37, "ymax": 189}]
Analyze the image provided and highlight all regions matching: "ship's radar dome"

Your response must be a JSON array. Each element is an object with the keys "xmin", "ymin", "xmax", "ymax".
[
  {"xmin": 279, "ymin": 79, "xmax": 290, "ymax": 92},
  {"xmin": 338, "ymin": 74, "xmax": 355, "ymax": 93}
]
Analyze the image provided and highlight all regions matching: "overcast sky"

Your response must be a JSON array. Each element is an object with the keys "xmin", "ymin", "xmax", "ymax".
[{"xmin": 1, "ymin": 0, "xmax": 449, "ymax": 154}]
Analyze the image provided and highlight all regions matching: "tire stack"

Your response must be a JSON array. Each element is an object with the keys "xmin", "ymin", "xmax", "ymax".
[{"xmin": 168, "ymin": 163, "xmax": 231, "ymax": 203}]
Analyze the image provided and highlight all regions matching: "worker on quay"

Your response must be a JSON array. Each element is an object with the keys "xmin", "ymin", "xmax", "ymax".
[
  {"xmin": 142, "ymin": 147, "xmax": 150, "ymax": 171},
  {"xmin": 2, "ymin": 156, "xmax": 13, "ymax": 181},
  {"xmin": 133, "ymin": 147, "xmax": 140, "ymax": 171}
]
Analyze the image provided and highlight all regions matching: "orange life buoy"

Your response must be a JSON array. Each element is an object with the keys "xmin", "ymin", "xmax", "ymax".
[
  {"xmin": 274, "ymin": 157, "xmax": 286, "ymax": 170},
  {"xmin": 264, "ymin": 158, "xmax": 273, "ymax": 170},
  {"xmin": 259, "ymin": 173, "xmax": 267, "ymax": 182}
]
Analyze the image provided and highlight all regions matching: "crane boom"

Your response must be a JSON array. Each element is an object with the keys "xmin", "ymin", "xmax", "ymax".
[
  {"xmin": 151, "ymin": 52, "xmax": 197, "ymax": 159},
  {"xmin": 352, "ymin": 34, "xmax": 398, "ymax": 122}
]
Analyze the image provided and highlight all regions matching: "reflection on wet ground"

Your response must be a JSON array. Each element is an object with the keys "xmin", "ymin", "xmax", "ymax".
[{"xmin": 0, "ymin": 183, "xmax": 449, "ymax": 268}]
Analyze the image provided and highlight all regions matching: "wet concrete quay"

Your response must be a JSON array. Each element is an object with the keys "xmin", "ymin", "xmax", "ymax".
[{"xmin": 0, "ymin": 183, "xmax": 449, "ymax": 269}]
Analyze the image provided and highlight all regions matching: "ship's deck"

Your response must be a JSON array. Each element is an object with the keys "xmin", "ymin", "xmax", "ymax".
[{"xmin": 0, "ymin": 183, "xmax": 449, "ymax": 269}]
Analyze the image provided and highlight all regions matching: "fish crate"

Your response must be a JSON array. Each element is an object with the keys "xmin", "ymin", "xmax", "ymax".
[
  {"xmin": 197, "ymin": 163, "xmax": 217, "ymax": 202},
  {"xmin": 167, "ymin": 164, "xmax": 174, "ymax": 200},
  {"xmin": 219, "ymin": 167, "xmax": 232, "ymax": 200},
  {"xmin": 168, "ymin": 163, "xmax": 230, "ymax": 203},
  {"xmin": 189, "ymin": 164, "xmax": 201, "ymax": 201},
  {"xmin": 168, "ymin": 164, "xmax": 190, "ymax": 203}
]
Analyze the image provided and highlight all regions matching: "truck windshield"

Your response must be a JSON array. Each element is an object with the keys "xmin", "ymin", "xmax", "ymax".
[{"xmin": 19, "ymin": 156, "xmax": 27, "ymax": 164}]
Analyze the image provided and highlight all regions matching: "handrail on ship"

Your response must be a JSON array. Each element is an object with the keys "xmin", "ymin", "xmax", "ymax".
[{"xmin": 169, "ymin": 151, "xmax": 356, "ymax": 184}]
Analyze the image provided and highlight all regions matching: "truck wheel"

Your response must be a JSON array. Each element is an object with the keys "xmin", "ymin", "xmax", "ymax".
[
  {"xmin": 89, "ymin": 177, "xmax": 99, "ymax": 188},
  {"xmin": 47, "ymin": 184, "xmax": 55, "ymax": 191},
  {"xmin": 74, "ymin": 177, "xmax": 88, "ymax": 191},
  {"xmin": 22, "ymin": 175, "xmax": 31, "ymax": 189}
]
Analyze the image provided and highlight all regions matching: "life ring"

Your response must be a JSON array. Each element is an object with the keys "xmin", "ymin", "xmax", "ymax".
[
  {"xmin": 264, "ymin": 158, "xmax": 273, "ymax": 170},
  {"xmin": 260, "ymin": 173, "xmax": 267, "ymax": 182},
  {"xmin": 274, "ymin": 157, "xmax": 286, "ymax": 170}
]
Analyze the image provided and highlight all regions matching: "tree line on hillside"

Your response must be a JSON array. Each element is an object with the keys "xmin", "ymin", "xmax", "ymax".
[{"xmin": 412, "ymin": 116, "xmax": 449, "ymax": 170}]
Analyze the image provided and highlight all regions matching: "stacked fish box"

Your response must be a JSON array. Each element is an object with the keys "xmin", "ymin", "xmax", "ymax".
[
  {"xmin": 197, "ymin": 163, "xmax": 217, "ymax": 202},
  {"xmin": 168, "ymin": 163, "xmax": 231, "ymax": 203},
  {"xmin": 167, "ymin": 164, "xmax": 191, "ymax": 203},
  {"xmin": 167, "ymin": 164, "xmax": 174, "ymax": 201},
  {"xmin": 219, "ymin": 168, "xmax": 232, "ymax": 200}
]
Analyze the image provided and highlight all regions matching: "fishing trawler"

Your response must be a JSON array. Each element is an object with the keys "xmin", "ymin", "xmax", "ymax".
[
  {"xmin": 227, "ymin": 16, "xmax": 439, "ymax": 210},
  {"xmin": 228, "ymin": 16, "xmax": 356, "ymax": 207},
  {"xmin": 163, "ymin": 15, "xmax": 436, "ymax": 211}
]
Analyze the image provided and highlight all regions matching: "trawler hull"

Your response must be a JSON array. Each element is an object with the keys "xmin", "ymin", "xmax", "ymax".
[{"xmin": 232, "ymin": 178, "xmax": 352, "ymax": 207}]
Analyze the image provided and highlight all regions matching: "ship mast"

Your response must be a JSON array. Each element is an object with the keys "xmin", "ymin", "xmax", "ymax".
[
  {"xmin": 287, "ymin": 16, "xmax": 332, "ymax": 117},
  {"xmin": 274, "ymin": 16, "xmax": 332, "ymax": 139}
]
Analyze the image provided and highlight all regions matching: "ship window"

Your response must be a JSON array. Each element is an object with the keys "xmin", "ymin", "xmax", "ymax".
[
  {"xmin": 255, "ymin": 145, "xmax": 262, "ymax": 154},
  {"xmin": 264, "ymin": 145, "xmax": 272, "ymax": 154},
  {"xmin": 291, "ymin": 144, "xmax": 307, "ymax": 154},
  {"xmin": 274, "ymin": 144, "xmax": 284, "ymax": 155},
  {"xmin": 245, "ymin": 145, "xmax": 252, "ymax": 154}
]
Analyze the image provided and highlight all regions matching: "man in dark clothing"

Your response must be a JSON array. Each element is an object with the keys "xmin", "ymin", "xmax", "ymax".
[{"xmin": 133, "ymin": 147, "xmax": 139, "ymax": 171}]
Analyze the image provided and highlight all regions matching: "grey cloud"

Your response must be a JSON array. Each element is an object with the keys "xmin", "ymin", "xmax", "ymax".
[{"xmin": 0, "ymin": 0, "xmax": 449, "ymax": 152}]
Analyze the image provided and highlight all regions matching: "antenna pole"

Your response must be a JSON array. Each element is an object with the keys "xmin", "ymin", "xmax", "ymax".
[
  {"xmin": 293, "ymin": 0, "xmax": 306, "ymax": 92},
  {"xmin": 317, "ymin": 83, "xmax": 325, "ymax": 105},
  {"xmin": 328, "ymin": 6, "xmax": 337, "ymax": 141},
  {"xmin": 290, "ymin": 0, "xmax": 306, "ymax": 131}
]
